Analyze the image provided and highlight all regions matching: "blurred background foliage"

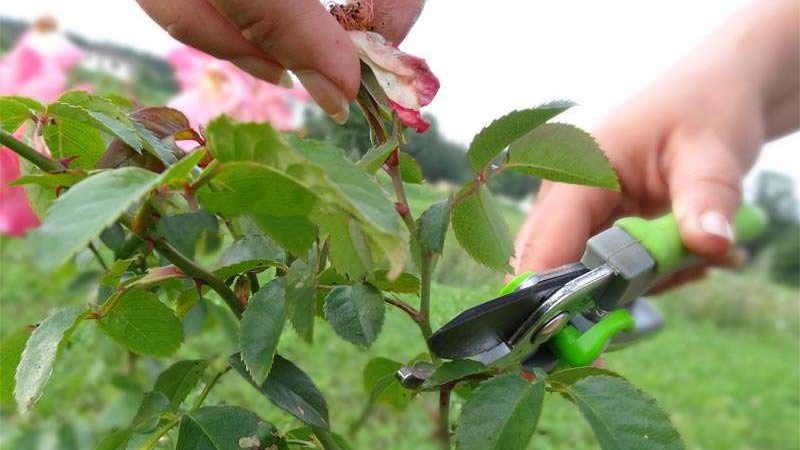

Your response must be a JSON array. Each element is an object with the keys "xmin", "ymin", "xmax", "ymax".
[{"xmin": 0, "ymin": 15, "xmax": 798, "ymax": 450}]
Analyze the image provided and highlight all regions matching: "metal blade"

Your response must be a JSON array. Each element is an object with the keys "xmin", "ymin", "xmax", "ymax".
[{"xmin": 428, "ymin": 263, "xmax": 588, "ymax": 359}]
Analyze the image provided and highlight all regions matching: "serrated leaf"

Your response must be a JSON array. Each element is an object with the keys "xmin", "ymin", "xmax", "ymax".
[
  {"xmin": 29, "ymin": 156, "xmax": 198, "ymax": 272},
  {"xmin": 198, "ymin": 161, "xmax": 319, "ymax": 255},
  {"xmin": 98, "ymin": 290, "xmax": 183, "ymax": 357},
  {"xmin": 356, "ymin": 139, "xmax": 397, "ymax": 173},
  {"xmin": 10, "ymin": 171, "xmax": 88, "ymax": 188},
  {"xmin": 452, "ymin": 184, "xmax": 513, "ymax": 272},
  {"xmin": 48, "ymin": 92, "xmax": 143, "ymax": 151},
  {"xmin": 129, "ymin": 107, "xmax": 201, "ymax": 143},
  {"xmin": 215, "ymin": 235, "xmax": 286, "ymax": 279},
  {"xmin": 156, "ymin": 210, "xmax": 220, "ymax": 259},
  {"xmin": 176, "ymin": 405, "xmax": 279, "ymax": 450},
  {"xmin": 100, "ymin": 259, "xmax": 134, "ymax": 286},
  {"xmin": 418, "ymin": 200, "xmax": 451, "ymax": 254},
  {"xmin": 554, "ymin": 375, "xmax": 685, "ymax": 450},
  {"xmin": 421, "ymin": 359, "xmax": 486, "ymax": 390},
  {"xmin": 399, "ymin": 152, "xmax": 424, "ymax": 184},
  {"xmin": 15, "ymin": 307, "xmax": 83, "ymax": 414},
  {"xmin": 454, "ymin": 373, "xmax": 545, "ymax": 450},
  {"xmin": 231, "ymin": 354, "xmax": 330, "ymax": 429},
  {"xmin": 0, "ymin": 328, "xmax": 32, "ymax": 407},
  {"xmin": 240, "ymin": 280, "xmax": 287, "ymax": 385},
  {"xmin": 323, "ymin": 283, "xmax": 385, "ymax": 347},
  {"xmin": 362, "ymin": 357, "xmax": 413, "ymax": 410},
  {"xmin": 153, "ymin": 359, "xmax": 209, "ymax": 410},
  {"xmin": 314, "ymin": 209, "xmax": 373, "ymax": 280},
  {"xmin": 0, "ymin": 96, "xmax": 41, "ymax": 132},
  {"xmin": 468, "ymin": 101, "xmax": 575, "ymax": 173},
  {"xmin": 43, "ymin": 114, "xmax": 106, "ymax": 169},
  {"xmin": 286, "ymin": 247, "xmax": 319, "ymax": 343},
  {"xmin": 506, "ymin": 123, "xmax": 619, "ymax": 188}
]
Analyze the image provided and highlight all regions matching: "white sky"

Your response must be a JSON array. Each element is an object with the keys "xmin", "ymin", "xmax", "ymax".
[{"xmin": 3, "ymin": 0, "xmax": 798, "ymax": 193}]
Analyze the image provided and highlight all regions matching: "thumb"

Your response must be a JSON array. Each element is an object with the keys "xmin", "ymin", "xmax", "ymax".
[{"xmin": 668, "ymin": 134, "xmax": 744, "ymax": 260}]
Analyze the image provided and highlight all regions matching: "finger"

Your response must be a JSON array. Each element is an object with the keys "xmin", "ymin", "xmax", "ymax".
[
  {"xmin": 667, "ymin": 133, "xmax": 744, "ymax": 260},
  {"xmin": 136, "ymin": 0, "xmax": 289, "ymax": 86},
  {"xmin": 372, "ymin": 0, "xmax": 426, "ymax": 42},
  {"xmin": 513, "ymin": 183, "xmax": 619, "ymax": 273},
  {"xmin": 208, "ymin": 0, "xmax": 360, "ymax": 123}
]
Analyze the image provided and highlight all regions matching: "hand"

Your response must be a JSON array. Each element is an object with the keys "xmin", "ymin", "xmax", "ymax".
[
  {"xmin": 136, "ymin": 0, "xmax": 425, "ymax": 123},
  {"xmin": 513, "ymin": 0, "xmax": 799, "ymax": 288}
]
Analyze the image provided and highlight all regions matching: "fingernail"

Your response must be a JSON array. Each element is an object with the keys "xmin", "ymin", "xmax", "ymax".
[
  {"xmin": 231, "ymin": 57, "xmax": 282, "ymax": 83},
  {"xmin": 294, "ymin": 70, "xmax": 350, "ymax": 124},
  {"xmin": 278, "ymin": 71, "xmax": 294, "ymax": 89},
  {"xmin": 698, "ymin": 211, "xmax": 734, "ymax": 241}
]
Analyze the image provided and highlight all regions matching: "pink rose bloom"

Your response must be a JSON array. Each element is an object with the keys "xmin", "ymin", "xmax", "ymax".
[
  {"xmin": 0, "ymin": 17, "xmax": 85, "ymax": 237},
  {"xmin": 349, "ymin": 31, "xmax": 439, "ymax": 133},
  {"xmin": 0, "ymin": 16, "xmax": 85, "ymax": 102},
  {"xmin": 167, "ymin": 46, "xmax": 308, "ymax": 131}
]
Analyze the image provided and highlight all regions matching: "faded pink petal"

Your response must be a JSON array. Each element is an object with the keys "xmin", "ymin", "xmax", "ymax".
[
  {"xmin": 0, "ymin": 147, "xmax": 40, "ymax": 236},
  {"xmin": 349, "ymin": 31, "xmax": 439, "ymax": 132},
  {"xmin": 166, "ymin": 46, "xmax": 309, "ymax": 130}
]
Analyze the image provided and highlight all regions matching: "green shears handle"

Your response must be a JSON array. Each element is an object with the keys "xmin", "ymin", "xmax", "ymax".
[{"xmin": 615, "ymin": 204, "xmax": 768, "ymax": 275}]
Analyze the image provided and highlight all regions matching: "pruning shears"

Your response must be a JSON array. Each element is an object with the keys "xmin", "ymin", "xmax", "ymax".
[{"xmin": 401, "ymin": 205, "xmax": 766, "ymax": 384}]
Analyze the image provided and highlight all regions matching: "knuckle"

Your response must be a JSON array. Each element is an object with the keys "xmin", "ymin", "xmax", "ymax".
[
  {"xmin": 164, "ymin": 18, "xmax": 192, "ymax": 43},
  {"xmin": 238, "ymin": 15, "xmax": 281, "ymax": 52}
]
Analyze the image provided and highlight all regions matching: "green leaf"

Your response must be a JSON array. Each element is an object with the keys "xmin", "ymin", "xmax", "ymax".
[
  {"xmin": 240, "ymin": 280, "xmax": 287, "ymax": 385},
  {"xmin": 100, "ymin": 259, "xmax": 134, "ymax": 286},
  {"xmin": 206, "ymin": 115, "xmax": 289, "ymax": 165},
  {"xmin": 0, "ymin": 96, "xmax": 41, "ymax": 132},
  {"xmin": 356, "ymin": 139, "xmax": 397, "ymax": 173},
  {"xmin": 418, "ymin": 200, "xmax": 451, "ymax": 254},
  {"xmin": 130, "ymin": 391, "xmax": 170, "ymax": 433},
  {"xmin": 553, "ymin": 375, "xmax": 685, "ymax": 450},
  {"xmin": 198, "ymin": 162, "xmax": 319, "ymax": 255},
  {"xmin": 454, "ymin": 373, "xmax": 545, "ymax": 450},
  {"xmin": 506, "ymin": 123, "xmax": 619, "ymax": 188},
  {"xmin": 452, "ymin": 184, "xmax": 513, "ymax": 272},
  {"xmin": 0, "ymin": 328, "xmax": 32, "ymax": 407},
  {"xmin": 29, "ymin": 167, "xmax": 157, "ymax": 271},
  {"xmin": 314, "ymin": 209, "xmax": 373, "ymax": 280},
  {"xmin": 231, "ymin": 354, "xmax": 330, "ymax": 429},
  {"xmin": 153, "ymin": 359, "xmax": 209, "ymax": 410},
  {"xmin": 467, "ymin": 101, "xmax": 575, "ymax": 173},
  {"xmin": 399, "ymin": 152, "xmax": 424, "ymax": 184},
  {"xmin": 10, "ymin": 171, "xmax": 88, "ymax": 188},
  {"xmin": 176, "ymin": 405, "xmax": 279, "ymax": 450},
  {"xmin": 362, "ymin": 357, "xmax": 413, "ymax": 410},
  {"xmin": 215, "ymin": 235, "xmax": 286, "ymax": 279},
  {"xmin": 318, "ymin": 267, "xmax": 420, "ymax": 294},
  {"xmin": 286, "ymin": 247, "xmax": 319, "ymax": 343},
  {"xmin": 156, "ymin": 210, "xmax": 220, "ymax": 259},
  {"xmin": 421, "ymin": 359, "xmax": 487, "ymax": 390},
  {"xmin": 323, "ymin": 283, "xmax": 385, "ymax": 347},
  {"xmin": 288, "ymin": 136, "xmax": 408, "ymax": 278},
  {"xmin": 98, "ymin": 290, "xmax": 183, "ymax": 357},
  {"xmin": 15, "ymin": 307, "xmax": 83, "ymax": 414},
  {"xmin": 43, "ymin": 114, "xmax": 106, "ymax": 169},
  {"xmin": 546, "ymin": 366, "xmax": 624, "ymax": 387},
  {"xmin": 95, "ymin": 429, "xmax": 132, "ymax": 450}
]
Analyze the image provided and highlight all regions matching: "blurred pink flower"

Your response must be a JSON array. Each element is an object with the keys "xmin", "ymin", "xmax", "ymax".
[
  {"xmin": 0, "ymin": 17, "xmax": 85, "ymax": 237},
  {"xmin": 350, "ymin": 31, "xmax": 439, "ymax": 133},
  {"xmin": 167, "ymin": 46, "xmax": 308, "ymax": 130},
  {"xmin": 0, "ymin": 16, "xmax": 85, "ymax": 102}
]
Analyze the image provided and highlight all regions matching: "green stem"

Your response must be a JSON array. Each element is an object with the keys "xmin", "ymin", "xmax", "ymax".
[
  {"xmin": 191, "ymin": 366, "xmax": 231, "ymax": 411},
  {"xmin": 348, "ymin": 397, "xmax": 376, "ymax": 436},
  {"xmin": 137, "ymin": 419, "xmax": 180, "ymax": 450},
  {"xmin": 0, "ymin": 129, "xmax": 64, "ymax": 173},
  {"xmin": 151, "ymin": 239, "xmax": 244, "ymax": 318},
  {"xmin": 313, "ymin": 428, "xmax": 343, "ymax": 450},
  {"xmin": 437, "ymin": 384, "xmax": 453, "ymax": 449},
  {"xmin": 420, "ymin": 252, "xmax": 438, "ymax": 364},
  {"xmin": 88, "ymin": 242, "xmax": 109, "ymax": 270}
]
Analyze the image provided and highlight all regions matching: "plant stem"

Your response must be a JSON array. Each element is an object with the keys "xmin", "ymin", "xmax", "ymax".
[
  {"xmin": 88, "ymin": 242, "xmax": 109, "ymax": 270},
  {"xmin": 151, "ymin": 239, "xmax": 244, "ymax": 318},
  {"xmin": 348, "ymin": 397, "xmax": 375, "ymax": 436},
  {"xmin": 313, "ymin": 428, "xmax": 343, "ymax": 450},
  {"xmin": 384, "ymin": 296, "xmax": 423, "ymax": 325},
  {"xmin": 191, "ymin": 366, "xmax": 231, "ymax": 411},
  {"xmin": 137, "ymin": 418, "xmax": 180, "ymax": 450},
  {"xmin": 0, "ymin": 129, "xmax": 64, "ymax": 173},
  {"xmin": 437, "ymin": 384, "xmax": 453, "ymax": 449}
]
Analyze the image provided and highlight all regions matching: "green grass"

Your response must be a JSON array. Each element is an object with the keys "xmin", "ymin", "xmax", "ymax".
[{"xmin": 1, "ymin": 186, "xmax": 798, "ymax": 449}]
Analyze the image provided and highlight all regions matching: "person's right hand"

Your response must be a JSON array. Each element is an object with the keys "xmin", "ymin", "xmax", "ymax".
[{"xmin": 137, "ymin": 0, "xmax": 425, "ymax": 123}]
